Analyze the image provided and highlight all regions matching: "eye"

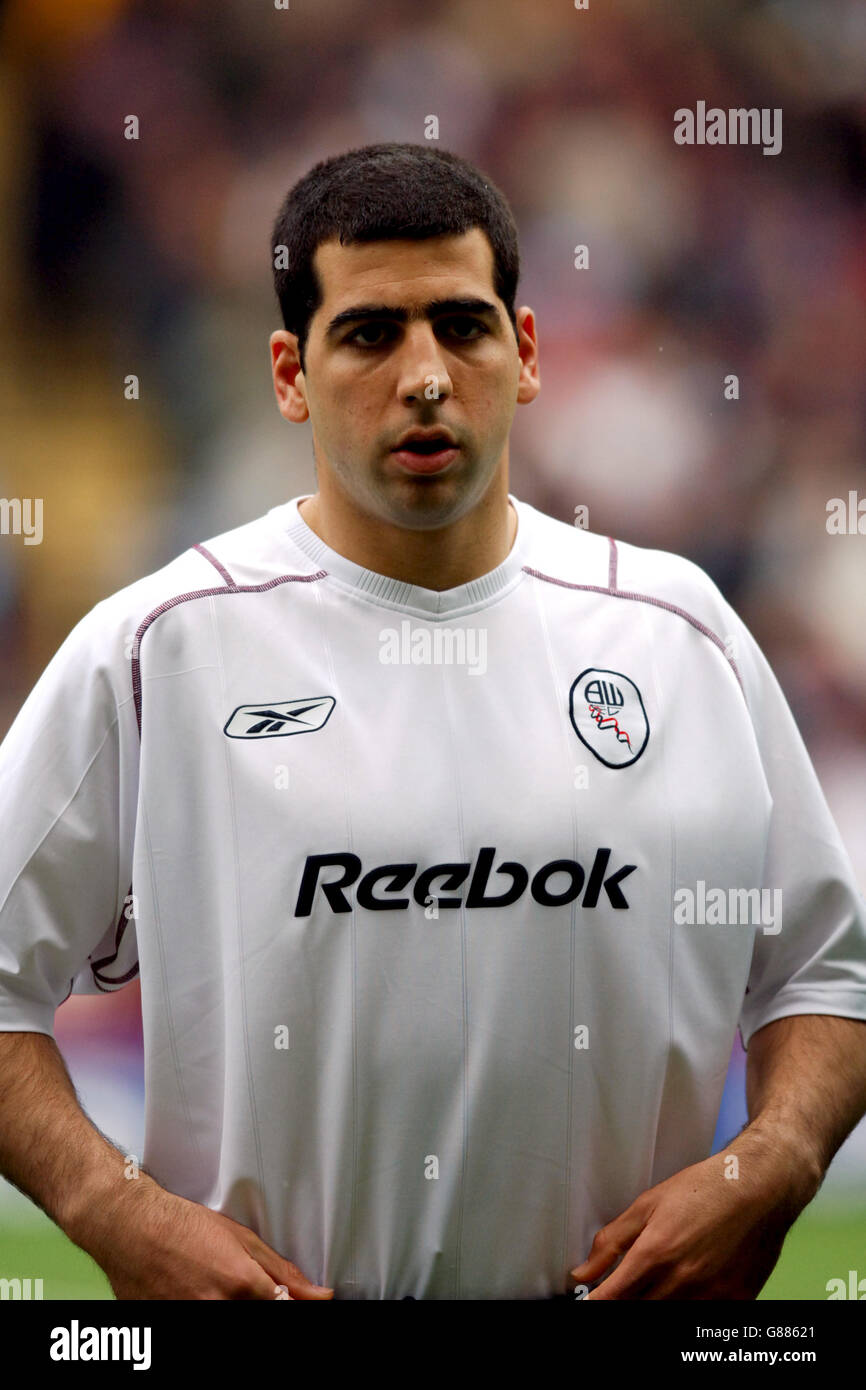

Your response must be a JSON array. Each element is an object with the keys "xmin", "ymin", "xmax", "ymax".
[
  {"xmin": 443, "ymin": 317, "xmax": 487, "ymax": 340},
  {"xmin": 345, "ymin": 322, "xmax": 393, "ymax": 348}
]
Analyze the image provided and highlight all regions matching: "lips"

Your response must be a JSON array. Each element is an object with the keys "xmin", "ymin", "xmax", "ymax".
[
  {"xmin": 391, "ymin": 429, "xmax": 459, "ymax": 475},
  {"xmin": 391, "ymin": 428, "xmax": 457, "ymax": 453}
]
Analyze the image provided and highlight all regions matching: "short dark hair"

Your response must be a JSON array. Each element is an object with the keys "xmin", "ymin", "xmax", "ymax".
[{"xmin": 271, "ymin": 142, "xmax": 521, "ymax": 369}]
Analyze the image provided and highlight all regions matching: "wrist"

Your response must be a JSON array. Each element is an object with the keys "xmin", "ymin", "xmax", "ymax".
[
  {"xmin": 61, "ymin": 1157, "xmax": 159, "ymax": 1253},
  {"xmin": 735, "ymin": 1115, "xmax": 824, "ymax": 1214}
]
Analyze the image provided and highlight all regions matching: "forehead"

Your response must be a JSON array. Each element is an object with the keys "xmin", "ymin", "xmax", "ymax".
[{"xmin": 311, "ymin": 228, "xmax": 498, "ymax": 314}]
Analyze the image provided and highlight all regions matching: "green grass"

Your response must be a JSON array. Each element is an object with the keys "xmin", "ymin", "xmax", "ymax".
[
  {"xmin": 758, "ymin": 1201, "xmax": 866, "ymax": 1300},
  {"xmin": 0, "ymin": 1206, "xmax": 113, "ymax": 1299},
  {"xmin": 1, "ymin": 1195, "xmax": 863, "ymax": 1300}
]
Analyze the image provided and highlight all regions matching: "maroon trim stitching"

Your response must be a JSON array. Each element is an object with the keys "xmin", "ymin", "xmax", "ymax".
[
  {"xmin": 193, "ymin": 543, "xmax": 237, "ymax": 589},
  {"xmin": 131, "ymin": 570, "xmax": 328, "ymax": 732},
  {"xmin": 521, "ymin": 565, "xmax": 744, "ymax": 691},
  {"xmin": 90, "ymin": 888, "xmax": 139, "ymax": 988},
  {"xmin": 93, "ymin": 960, "xmax": 140, "ymax": 992}
]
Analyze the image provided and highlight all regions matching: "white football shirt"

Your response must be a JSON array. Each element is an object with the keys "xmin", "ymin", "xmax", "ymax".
[{"xmin": 1, "ymin": 492, "xmax": 864, "ymax": 1299}]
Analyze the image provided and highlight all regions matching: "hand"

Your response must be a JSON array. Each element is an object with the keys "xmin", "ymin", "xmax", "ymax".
[
  {"xmin": 570, "ymin": 1136, "xmax": 818, "ymax": 1300},
  {"xmin": 70, "ymin": 1173, "xmax": 334, "ymax": 1300}
]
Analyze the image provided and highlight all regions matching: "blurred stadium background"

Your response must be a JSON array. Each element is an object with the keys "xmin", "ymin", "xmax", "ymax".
[{"xmin": 0, "ymin": 0, "xmax": 864, "ymax": 1299}]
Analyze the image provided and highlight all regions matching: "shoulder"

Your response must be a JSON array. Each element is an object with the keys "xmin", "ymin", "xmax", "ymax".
[
  {"xmin": 54, "ymin": 503, "xmax": 314, "ymax": 694},
  {"xmin": 97, "ymin": 501, "xmax": 315, "ymax": 620},
  {"xmin": 517, "ymin": 498, "xmax": 737, "ymax": 638}
]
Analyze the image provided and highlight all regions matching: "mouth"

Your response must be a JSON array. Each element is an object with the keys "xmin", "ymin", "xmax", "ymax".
[{"xmin": 390, "ymin": 431, "xmax": 460, "ymax": 475}]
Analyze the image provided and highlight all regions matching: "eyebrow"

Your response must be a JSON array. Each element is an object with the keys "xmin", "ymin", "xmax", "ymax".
[{"xmin": 325, "ymin": 297, "xmax": 501, "ymax": 339}]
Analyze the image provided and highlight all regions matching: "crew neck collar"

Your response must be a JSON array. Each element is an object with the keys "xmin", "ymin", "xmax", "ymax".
[{"xmin": 275, "ymin": 493, "xmax": 530, "ymax": 617}]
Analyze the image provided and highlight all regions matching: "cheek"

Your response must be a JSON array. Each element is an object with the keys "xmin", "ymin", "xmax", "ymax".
[
  {"xmin": 311, "ymin": 378, "xmax": 366, "ymax": 435},
  {"xmin": 325, "ymin": 399, "xmax": 382, "ymax": 465},
  {"xmin": 473, "ymin": 377, "xmax": 514, "ymax": 431},
  {"xmin": 469, "ymin": 353, "xmax": 518, "ymax": 409}
]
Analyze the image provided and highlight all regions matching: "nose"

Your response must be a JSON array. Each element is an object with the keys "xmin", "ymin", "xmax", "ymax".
[{"xmin": 395, "ymin": 323, "xmax": 453, "ymax": 405}]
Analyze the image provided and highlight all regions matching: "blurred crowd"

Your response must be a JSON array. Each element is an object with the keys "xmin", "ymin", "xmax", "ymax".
[{"xmin": 1, "ymin": 0, "xmax": 864, "ymax": 894}]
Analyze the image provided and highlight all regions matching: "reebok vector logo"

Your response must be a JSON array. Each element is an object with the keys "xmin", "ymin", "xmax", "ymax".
[
  {"xmin": 295, "ymin": 846, "xmax": 637, "ymax": 916},
  {"xmin": 224, "ymin": 696, "xmax": 335, "ymax": 739}
]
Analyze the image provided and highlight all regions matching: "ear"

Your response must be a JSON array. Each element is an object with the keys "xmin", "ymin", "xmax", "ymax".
[
  {"xmin": 270, "ymin": 330, "xmax": 309, "ymax": 423},
  {"xmin": 514, "ymin": 307, "xmax": 540, "ymax": 405}
]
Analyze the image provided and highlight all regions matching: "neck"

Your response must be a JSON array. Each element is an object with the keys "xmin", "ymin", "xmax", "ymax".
[{"xmin": 298, "ymin": 474, "xmax": 517, "ymax": 591}]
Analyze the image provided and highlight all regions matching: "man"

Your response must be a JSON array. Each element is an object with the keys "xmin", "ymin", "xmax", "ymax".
[{"xmin": 0, "ymin": 142, "xmax": 865, "ymax": 1301}]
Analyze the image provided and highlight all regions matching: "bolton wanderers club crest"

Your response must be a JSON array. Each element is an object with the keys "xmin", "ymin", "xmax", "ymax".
[{"xmin": 569, "ymin": 668, "xmax": 649, "ymax": 768}]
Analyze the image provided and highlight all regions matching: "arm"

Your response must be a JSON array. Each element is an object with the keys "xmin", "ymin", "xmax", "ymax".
[
  {"xmin": 570, "ymin": 1013, "xmax": 866, "ymax": 1299},
  {"xmin": 0, "ymin": 1031, "xmax": 131, "ymax": 1234},
  {"xmin": 0, "ymin": 1031, "xmax": 333, "ymax": 1300},
  {"xmin": 0, "ymin": 606, "xmax": 329, "ymax": 1301},
  {"xmin": 745, "ymin": 1013, "xmax": 866, "ymax": 1178}
]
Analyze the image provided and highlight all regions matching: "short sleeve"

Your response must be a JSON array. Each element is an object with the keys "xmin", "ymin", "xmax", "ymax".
[
  {"xmin": 0, "ymin": 602, "xmax": 140, "ymax": 1036},
  {"xmin": 729, "ymin": 612, "xmax": 866, "ymax": 1048}
]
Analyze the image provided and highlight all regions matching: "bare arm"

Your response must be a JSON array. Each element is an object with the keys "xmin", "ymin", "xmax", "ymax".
[
  {"xmin": 0, "ymin": 1031, "xmax": 333, "ymax": 1300},
  {"xmin": 745, "ymin": 1013, "xmax": 866, "ymax": 1177},
  {"xmin": 572, "ymin": 1012, "xmax": 866, "ymax": 1298},
  {"xmin": 0, "ymin": 1031, "xmax": 129, "ymax": 1232}
]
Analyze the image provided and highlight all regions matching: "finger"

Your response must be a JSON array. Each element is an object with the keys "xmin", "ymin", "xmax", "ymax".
[
  {"xmin": 570, "ymin": 1246, "xmax": 618, "ymax": 1285},
  {"xmin": 258, "ymin": 1249, "xmax": 334, "ymax": 1300},
  {"xmin": 570, "ymin": 1204, "xmax": 650, "ymax": 1284},
  {"xmin": 235, "ymin": 1258, "xmax": 296, "ymax": 1300},
  {"xmin": 232, "ymin": 1223, "xmax": 334, "ymax": 1299},
  {"xmin": 585, "ymin": 1238, "xmax": 667, "ymax": 1301},
  {"xmin": 279, "ymin": 1261, "xmax": 334, "ymax": 1300}
]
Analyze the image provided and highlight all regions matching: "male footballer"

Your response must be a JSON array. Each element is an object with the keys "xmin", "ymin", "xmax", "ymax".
[{"xmin": 1, "ymin": 142, "xmax": 865, "ymax": 1300}]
